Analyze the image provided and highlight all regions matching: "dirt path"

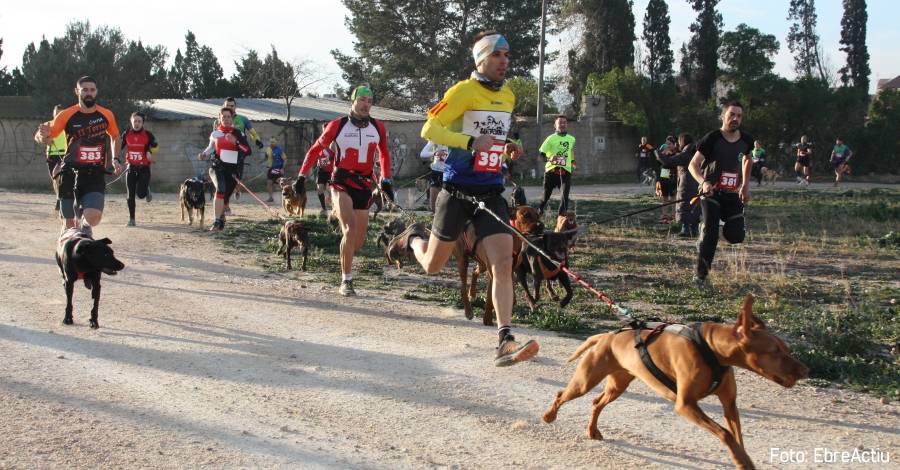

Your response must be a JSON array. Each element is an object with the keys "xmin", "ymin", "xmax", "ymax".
[{"xmin": 0, "ymin": 187, "xmax": 897, "ymax": 469}]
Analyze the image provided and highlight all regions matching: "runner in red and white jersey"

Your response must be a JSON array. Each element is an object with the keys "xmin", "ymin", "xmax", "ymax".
[
  {"xmin": 119, "ymin": 112, "xmax": 159, "ymax": 226},
  {"xmin": 295, "ymin": 86, "xmax": 393, "ymax": 296}
]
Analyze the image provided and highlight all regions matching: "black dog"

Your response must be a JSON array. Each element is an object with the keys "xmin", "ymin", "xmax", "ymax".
[
  {"xmin": 277, "ymin": 221, "xmax": 310, "ymax": 271},
  {"xmin": 180, "ymin": 177, "xmax": 206, "ymax": 227},
  {"xmin": 56, "ymin": 228, "xmax": 125, "ymax": 329},
  {"xmin": 509, "ymin": 182, "xmax": 527, "ymax": 208},
  {"xmin": 516, "ymin": 231, "xmax": 575, "ymax": 312}
]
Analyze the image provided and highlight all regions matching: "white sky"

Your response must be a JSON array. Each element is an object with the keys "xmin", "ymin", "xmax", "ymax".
[{"xmin": 1, "ymin": 1, "xmax": 896, "ymax": 95}]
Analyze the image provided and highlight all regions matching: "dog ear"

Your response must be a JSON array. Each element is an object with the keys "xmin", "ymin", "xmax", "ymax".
[
  {"xmin": 734, "ymin": 294, "xmax": 755, "ymax": 340},
  {"xmin": 99, "ymin": 238, "xmax": 112, "ymax": 245}
]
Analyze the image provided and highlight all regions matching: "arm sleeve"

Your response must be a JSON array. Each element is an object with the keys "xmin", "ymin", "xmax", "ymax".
[
  {"xmin": 420, "ymin": 83, "xmax": 472, "ymax": 150},
  {"xmin": 236, "ymin": 130, "xmax": 251, "ymax": 156},
  {"xmin": 420, "ymin": 141, "xmax": 434, "ymax": 159},
  {"xmin": 300, "ymin": 119, "xmax": 341, "ymax": 176},
  {"xmin": 47, "ymin": 107, "xmax": 78, "ymax": 139},
  {"xmin": 375, "ymin": 120, "xmax": 392, "ymax": 179},
  {"xmin": 243, "ymin": 118, "xmax": 261, "ymax": 142},
  {"xmin": 538, "ymin": 135, "xmax": 552, "ymax": 155},
  {"xmin": 659, "ymin": 143, "xmax": 696, "ymax": 167},
  {"xmin": 119, "ymin": 130, "xmax": 128, "ymax": 151},
  {"xmin": 146, "ymin": 131, "xmax": 159, "ymax": 153},
  {"xmin": 99, "ymin": 108, "xmax": 119, "ymax": 137},
  {"xmin": 202, "ymin": 134, "xmax": 215, "ymax": 157}
]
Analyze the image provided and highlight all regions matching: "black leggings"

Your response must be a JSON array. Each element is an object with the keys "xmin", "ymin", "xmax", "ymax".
[
  {"xmin": 751, "ymin": 161, "xmax": 765, "ymax": 185},
  {"xmin": 210, "ymin": 163, "xmax": 238, "ymax": 206},
  {"xmin": 697, "ymin": 192, "xmax": 745, "ymax": 278},
  {"xmin": 539, "ymin": 170, "xmax": 572, "ymax": 215},
  {"xmin": 126, "ymin": 166, "xmax": 151, "ymax": 219}
]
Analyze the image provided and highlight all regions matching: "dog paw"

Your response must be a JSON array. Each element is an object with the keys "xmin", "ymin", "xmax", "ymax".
[
  {"xmin": 542, "ymin": 410, "xmax": 558, "ymax": 423},
  {"xmin": 62, "ymin": 317, "xmax": 74, "ymax": 325}
]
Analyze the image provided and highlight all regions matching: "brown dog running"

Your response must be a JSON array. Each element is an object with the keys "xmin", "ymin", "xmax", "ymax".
[
  {"xmin": 277, "ymin": 220, "xmax": 310, "ymax": 271},
  {"xmin": 760, "ymin": 167, "xmax": 780, "ymax": 185},
  {"xmin": 279, "ymin": 177, "xmax": 307, "ymax": 217},
  {"xmin": 454, "ymin": 205, "xmax": 543, "ymax": 324},
  {"xmin": 555, "ymin": 211, "xmax": 578, "ymax": 250},
  {"xmin": 543, "ymin": 294, "xmax": 809, "ymax": 469}
]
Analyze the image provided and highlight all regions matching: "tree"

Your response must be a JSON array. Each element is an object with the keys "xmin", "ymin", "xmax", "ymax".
[
  {"xmin": 681, "ymin": 0, "xmax": 722, "ymax": 100},
  {"xmin": 584, "ymin": 68, "xmax": 648, "ymax": 131},
  {"xmin": 0, "ymin": 38, "xmax": 28, "ymax": 95},
  {"xmin": 505, "ymin": 76, "xmax": 557, "ymax": 116},
  {"xmin": 642, "ymin": 0, "xmax": 674, "ymax": 85},
  {"xmin": 332, "ymin": 0, "xmax": 544, "ymax": 111},
  {"xmin": 719, "ymin": 24, "xmax": 780, "ymax": 81},
  {"xmin": 838, "ymin": 0, "xmax": 870, "ymax": 92},
  {"xmin": 194, "ymin": 45, "xmax": 228, "ymax": 98},
  {"xmin": 787, "ymin": 0, "xmax": 828, "ymax": 82},
  {"xmin": 168, "ymin": 49, "xmax": 190, "ymax": 98},
  {"xmin": 861, "ymin": 89, "xmax": 900, "ymax": 172},
  {"xmin": 233, "ymin": 49, "xmax": 265, "ymax": 97},
  {"xmin": 565, "ymin": 0, "xmax": 636, "ymax": 111}
]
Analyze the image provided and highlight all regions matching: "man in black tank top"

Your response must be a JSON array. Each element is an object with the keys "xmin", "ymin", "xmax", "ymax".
[{"xmin": 688, "ymin": 101, "xmax": 754, "ymax": 288}]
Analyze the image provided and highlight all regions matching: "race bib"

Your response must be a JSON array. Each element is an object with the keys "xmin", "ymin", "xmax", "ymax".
[
  {"xmin": 551, "ymin": 155, "xmax": 567, "ymax": 167},
  {"xmin": 718, "ymin": 171, "xmax": 739, "ymax": 191},
  {"xmin": 472, "ymin": 141, "xmax": 504, "ymax": 173},
  {"xmin": 659, "ymin": 168, "xmax": 671, "ymax": 178},
  {"xmin": 127, "ymin": 151, "xmax": 145, "ymax": 164},
  {"xmin": 76, "ymin": 145, "xmax": 104, "ymax": 165},
  {"xmin": 220, "ymin": 149, "xmax": 239, "ymax": 164}
]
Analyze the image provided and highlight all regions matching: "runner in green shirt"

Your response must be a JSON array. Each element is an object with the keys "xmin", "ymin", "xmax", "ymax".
[
  {"xmin": 750, "ymin": 140, "xmax": 767, "ymax": 186},
  {"xmin": 537, "ymin": 115, "xmax": 576, "ymax": 219},
  {"xmin": 830, "ymin": 138, "xmax": 853, "ymax": 187}
]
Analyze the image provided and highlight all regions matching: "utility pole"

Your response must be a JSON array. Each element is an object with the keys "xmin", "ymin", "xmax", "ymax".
[{"xmin": 535, "ymin": 0, "xmax": 548, "ymax": 178}]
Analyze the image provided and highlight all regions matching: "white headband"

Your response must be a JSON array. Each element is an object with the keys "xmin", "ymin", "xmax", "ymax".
[{"xmin": 472, "ymin": 34, "xmax": 509, "ymax": 66}]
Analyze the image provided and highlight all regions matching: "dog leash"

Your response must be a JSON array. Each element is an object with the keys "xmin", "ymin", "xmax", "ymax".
[
  {"xmin": 590, "ymin": 192, "xmax": 707, "ymax": 226},
  {"xmin": 105, "ymin": 171, "xmax": 126, "ymax": 187},
  {"xmin": 471, "ymin": 200, "xmax": 632, "ymax": 321},
  {"xmin": 232, "ymin": 175, "xmax": 287, "ymax": 220}
]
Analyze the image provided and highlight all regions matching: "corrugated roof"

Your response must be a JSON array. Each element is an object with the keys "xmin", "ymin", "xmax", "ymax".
[
  {"xmin": 150, "ymin": 97, "xmax": 425, "ymax": 122},
  {"xmin": 0, "ymin": 96, "xmax": 425, "ymax": 122}
]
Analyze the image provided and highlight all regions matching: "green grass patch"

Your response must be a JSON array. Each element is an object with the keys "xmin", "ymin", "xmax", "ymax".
[{"xmin": 216, "ymin": 188, "xmax": 900, "ymax": 398}]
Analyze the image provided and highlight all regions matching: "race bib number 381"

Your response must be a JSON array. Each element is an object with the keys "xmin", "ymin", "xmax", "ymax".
[
  {"xmin": 718, "ymin": 171, "xmax": 739, "ymax": 191},
  {"xmin": 77, "ymin": 145, "xmax": 104, "ymax": 164}
]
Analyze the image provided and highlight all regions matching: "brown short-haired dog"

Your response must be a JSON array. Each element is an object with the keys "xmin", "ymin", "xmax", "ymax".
[
  {"xmin": 543, "ymin": 295, "xmax": 808, "ymax": 470},
  {"xmin": 279, "ymin": 178, "xmax": 307, "ymax": 217},
  {"xmin": 454, "ymin": 205, "xmax": 543, "ymax": 324},
  {"xmin": 277, "ymin": 221, "xmax": 310, "ymax": 271}
]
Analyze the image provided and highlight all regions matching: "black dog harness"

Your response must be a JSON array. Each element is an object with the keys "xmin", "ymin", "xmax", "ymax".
[{"xmin": 624, "ymin": 320, "xmax": 730, "ymax": 395}]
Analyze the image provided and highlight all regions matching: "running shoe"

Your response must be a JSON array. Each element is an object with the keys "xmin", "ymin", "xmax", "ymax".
[
  {"xmin": 145, "ymin": 190, "xmax": 152, "ymax": 203},
  {"xmin": 494, "ymin": 336, "xmax": 540, "ymax": 367},
  {"xmin": 339, "ymin": 279, "xmax": 356, "ymax": 296},
  {"xmin": 224, "ymin": 206, "xmax": 233, "ymax": 216},
  {"xmin": 693, "ymin": 276, "xmax": 710, "ymax": 290},
  {"xmin": 127, "ymin": 219, "xmax": 136, "ymax": 227}
]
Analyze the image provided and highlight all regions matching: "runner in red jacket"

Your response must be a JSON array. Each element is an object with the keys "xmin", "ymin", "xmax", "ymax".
[{"xmin": 295, "ymin": 86, "xmax": 393, "ymax": 296}]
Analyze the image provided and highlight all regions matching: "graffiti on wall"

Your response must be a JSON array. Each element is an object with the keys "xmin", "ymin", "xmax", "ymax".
[{"xmin": 0, "ymin": 119, "xmax": 46, "ymax": 168}]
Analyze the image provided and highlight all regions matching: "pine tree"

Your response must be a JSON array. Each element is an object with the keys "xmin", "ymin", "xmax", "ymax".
[
  {"xmin": 642, "ymin": 0, "xmax": 673, "ymax": 85},
  {"xmin": 787, "ymin": 0, "xmax": 828, "ymax": 82},
  {"xmin": 682, "ymin": 0, "xmax": 722, "ymax": 100},
  {"xmin": 168, "ymin": 49, "xmax": 189, "ymax": 98},
  {"xmin": 839, "ymin": 0, "xmax": 869, "ymax": 92}
]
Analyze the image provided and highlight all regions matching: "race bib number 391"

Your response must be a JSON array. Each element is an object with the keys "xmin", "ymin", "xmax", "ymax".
[
  {"xmin": 77, "ymin": 145, "xmax": 104, "ymax": 164},
  {"xmin": 473, "ymin": 141, "xmax": 504, "ymax": 173}
]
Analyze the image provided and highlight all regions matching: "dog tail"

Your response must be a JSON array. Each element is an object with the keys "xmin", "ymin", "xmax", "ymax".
[{"xmin": 566, "ymin": 333, "xmax": 606, "ymax": 363}]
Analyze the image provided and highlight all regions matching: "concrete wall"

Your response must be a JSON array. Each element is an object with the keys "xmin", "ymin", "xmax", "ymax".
[
  {"xmin": 0, "ymin": 98, "xmax": 637, "ymax": 190},
  {"xmin": 512, "ymin": 96, "xmax": 640, "ymax": 178}
]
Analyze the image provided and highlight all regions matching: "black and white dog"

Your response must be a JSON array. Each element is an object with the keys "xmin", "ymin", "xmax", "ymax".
[{"xmin": 56, "ymin": 228, "xmax": 125, "ymax": 329}]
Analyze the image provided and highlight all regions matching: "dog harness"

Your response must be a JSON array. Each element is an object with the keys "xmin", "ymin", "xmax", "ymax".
[{"xmin": 624, "ymin": 320, "xmax": 730, "ymax": 395}]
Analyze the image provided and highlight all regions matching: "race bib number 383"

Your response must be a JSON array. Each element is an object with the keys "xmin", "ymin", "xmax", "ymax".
[{"xmin": 77, "ymin": 145, "xmax": 104, "ymax": 164}]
